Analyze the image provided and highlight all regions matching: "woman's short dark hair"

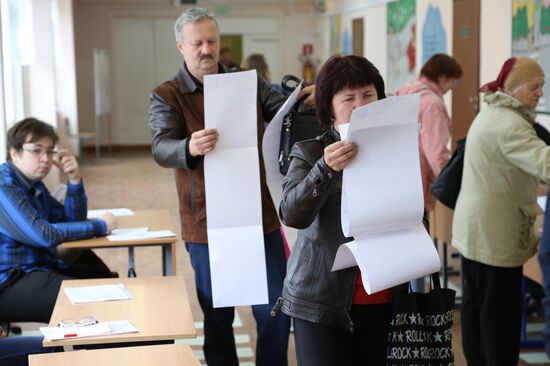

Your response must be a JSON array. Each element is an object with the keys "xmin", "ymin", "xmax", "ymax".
[
  {"xmin": 6, "ymin": 118, "xmax": 58, "ymax": 161},
  {"xmin": 315, "ymin": 55, "xmax": 386, "ymax": 130},
  {"xmin": 420, "ymin": 54, "xmax": 462, "ymax": 83}
]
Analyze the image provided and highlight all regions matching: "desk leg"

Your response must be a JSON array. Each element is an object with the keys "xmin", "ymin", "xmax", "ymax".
[
  {"xmin": 128, "ymin": 247, "xmax": 137, "ymax": 277},
  {"xmin": 162, "ymin": 244, "xmax": 174, "ymax": 276}
]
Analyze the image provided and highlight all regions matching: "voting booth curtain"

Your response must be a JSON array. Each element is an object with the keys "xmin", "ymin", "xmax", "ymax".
[{"xmin": 387, "ymin": 274, "xmax": 456, "ymax": 365}]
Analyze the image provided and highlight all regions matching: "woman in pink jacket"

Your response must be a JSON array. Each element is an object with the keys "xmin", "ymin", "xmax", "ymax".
[{"xmin": 397, "ymin": 54, "xmax": 462, "ymax": 212}]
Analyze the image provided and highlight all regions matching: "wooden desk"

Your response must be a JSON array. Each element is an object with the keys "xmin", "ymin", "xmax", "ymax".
[
  {"xmin": 29, "ymin": 344, "xmax": 200, "ymax": 366},
  {"xmin": 43, "ymin": 276, "xmax": 196, "ymax": 348},
  {"xmin": 62, "ymin": 210, "xmax": 177, "ymax": 276}
]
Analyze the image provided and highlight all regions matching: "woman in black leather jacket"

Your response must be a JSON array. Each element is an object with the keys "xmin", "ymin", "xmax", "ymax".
[{"xmin": 277, "ymin": 55, "xmax": 391, "ymax": 365}]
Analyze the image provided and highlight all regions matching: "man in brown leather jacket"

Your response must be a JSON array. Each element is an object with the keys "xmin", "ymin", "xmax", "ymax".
[{"xmin": 148, "ymin": 7, "xmax": 290, "ymax": 366}]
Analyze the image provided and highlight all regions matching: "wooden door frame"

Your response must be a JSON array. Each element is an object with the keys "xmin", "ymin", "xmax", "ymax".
[{"xmin": 452, "ymin": 0, "xmax": 481, "ymax": 149}]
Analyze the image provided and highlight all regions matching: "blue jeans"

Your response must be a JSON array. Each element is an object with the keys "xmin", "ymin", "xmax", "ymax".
[
  {"xmin": 0, "ymin": 337, "xmax": 59, "ymax": 366},
  {"xmin": 186, "ymin": 229, "xmax": 290, "ymax": 366}
]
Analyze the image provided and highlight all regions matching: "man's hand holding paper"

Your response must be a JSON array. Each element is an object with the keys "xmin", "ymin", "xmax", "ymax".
[{"xmin": 189, "ymin": 128, "xmax": 219, "ymax": 156}]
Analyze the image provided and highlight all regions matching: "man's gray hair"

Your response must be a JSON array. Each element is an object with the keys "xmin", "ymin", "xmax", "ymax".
[{"xmin": 174, "ymin": 7, "xmax": 219, "ymax": 42}]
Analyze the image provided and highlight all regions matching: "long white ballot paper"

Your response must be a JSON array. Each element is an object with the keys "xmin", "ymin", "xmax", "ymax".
[
  {"xmin": 204, "ymin": 70, "xmax": 268, "ymax": 307},
  {"xmin": 333, "ymin": 94, "xmax": 441, "ymax": 294},
  {"xmin": 261, "ymin": 83, "xmax": 303, "ymax": 248}
]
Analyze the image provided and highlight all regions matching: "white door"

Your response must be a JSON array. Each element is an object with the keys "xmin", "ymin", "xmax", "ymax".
[
  {"xmin": 112, "ymin": 17, "xmax": 181, "ymax": 145},
  {"xmin": 153, "ymin": 19, "xmax": 182, "ymax": 85},
  {"xmin": 243, "ymin": 36, "xmax": 281, "ymax": 84}
]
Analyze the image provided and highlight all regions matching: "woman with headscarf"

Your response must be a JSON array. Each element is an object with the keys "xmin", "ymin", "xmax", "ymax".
[{"xmin": 452, "ymin": 57, "xmax": 550, "ymax": 365}]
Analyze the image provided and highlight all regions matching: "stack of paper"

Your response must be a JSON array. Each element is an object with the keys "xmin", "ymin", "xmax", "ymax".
[
  {"xmin": 87, "ymin": 208, "xmax": 135, "ymax": 219},
  {"xmin": 40, "ymin": 320, "xmax": 138, "ymax": 341},
  {"xmin": 64, "ymin": 283, "xmax": 133, "ymax": 304},
  {"xmin": 107, "ymin": 227, "xmax": 176, "ymax": 241}
]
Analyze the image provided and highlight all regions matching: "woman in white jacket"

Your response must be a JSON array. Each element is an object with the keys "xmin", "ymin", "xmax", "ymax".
[{"xmin": 453, "ymin": 57, "xmax": 550, "ymax": 366}]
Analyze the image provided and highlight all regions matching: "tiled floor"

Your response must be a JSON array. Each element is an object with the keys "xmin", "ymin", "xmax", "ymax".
[{"xmin": 10, "ymin": 147, "xmax": 550, "ymax": 365}]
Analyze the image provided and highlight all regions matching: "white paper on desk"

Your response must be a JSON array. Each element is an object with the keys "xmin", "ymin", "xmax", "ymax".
[
  {"xmin": 107, "ymin": 229, "xmax": 176, "ymax": 242},
  {"xmin": 334, "ymin": 94, "xmax": 440, "ymax": 293},
  {"xmin": 40, "ymin": 320, "xmax": 138, "ymax": 341},
  {"xmin": 105, "ymin": 320, "xmax": 139, "ymax": 335},
  {"xmin": 262, "ymin": 83, "xmax": 303, "ymax": 248},
  {"xmin": 40, "ymin": 323, "xmax": 111, "ymax": 341},
  {"xmin": 87, "ymin": 208, "xmax": 135, "ymax": 219},
  {"xmin": 204, "ymin": 70, "xmax": 268, "ymax": 307},
  {"xmin": 64, "ymin": 283, "xmax": 133, "ymax": 304},
  {"xmin": 110, "ymin": 228, "xmax": 148, "ymax": 235}
]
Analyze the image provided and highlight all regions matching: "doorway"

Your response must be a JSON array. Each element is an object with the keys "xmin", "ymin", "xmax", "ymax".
[{"xmin": 452, "ymin": 0, "xmax": 480, "ymax": 148}]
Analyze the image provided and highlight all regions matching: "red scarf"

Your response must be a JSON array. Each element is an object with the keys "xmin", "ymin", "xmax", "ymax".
[{"xmin": 479, "ymin": 57, "xmax": 516, "ymax": 92}]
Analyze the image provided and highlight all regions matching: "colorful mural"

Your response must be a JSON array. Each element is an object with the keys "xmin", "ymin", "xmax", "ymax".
[
  {"xmin": 387, "ymin": 0, "xmax": 417, "ymax": 93},
  {"xmin": 422, "ymin": 4, "xmax": 447, "ymax": 64},
  {"xmin": 512, "ymin": 0, "xmax": 550, "ymax": 110}
]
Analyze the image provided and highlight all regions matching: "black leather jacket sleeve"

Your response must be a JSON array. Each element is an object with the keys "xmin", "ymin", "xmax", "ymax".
[
  {"xmin": 148, "ymin": 92, "xmax": 202, "ymax": 170},
  {"xmin": 258, "ymin": 76, "xmax": 287, "ymax": 122},
  {"xmin": 279, "ymin": 138, "xmax": 341, "ymax": 229}
]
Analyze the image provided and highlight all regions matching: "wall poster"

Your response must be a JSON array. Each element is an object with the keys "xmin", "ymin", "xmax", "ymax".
[
  {"xmin": 421, "ymin": 4, "xmax": 447, "ymax": 64},
  {"xmin": 512, "ymin": 0, "xmax": 550, "ymax": 111},
  {"xmin": 387, "ymin": 0, "xmax": 417, "ymax": 93}
]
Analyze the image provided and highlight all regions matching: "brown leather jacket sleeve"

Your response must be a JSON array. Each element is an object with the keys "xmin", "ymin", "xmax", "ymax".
[{"xmin": 148, "ymin": 92, "xmax": 202, "ymax": 170}]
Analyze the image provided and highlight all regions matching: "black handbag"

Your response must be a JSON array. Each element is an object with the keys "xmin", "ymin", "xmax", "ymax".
[
  {"xmin": 430, "ymin": 138, "xmax": 465, "ymax": 209},
  {"xmin": 387, "ymin": 273, "xmax": 456, "ymax": 365},
  {"xmin": 430, "ymin": 123, "xmax": 549, "ymax": 210},
  {"xmin": 278, "ymin": 75, "xmax": 324, "ymax": 175}
]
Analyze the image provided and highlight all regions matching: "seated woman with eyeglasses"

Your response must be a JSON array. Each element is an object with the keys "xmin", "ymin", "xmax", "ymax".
[{"xmin": 0, "ymin": 118, "xmax": 118, "ymax": 327}]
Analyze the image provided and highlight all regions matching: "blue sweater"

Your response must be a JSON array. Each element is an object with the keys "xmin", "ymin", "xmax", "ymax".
[{"xmin": 0, "ymin": 162, "xmax": 106, "ymax": 285}]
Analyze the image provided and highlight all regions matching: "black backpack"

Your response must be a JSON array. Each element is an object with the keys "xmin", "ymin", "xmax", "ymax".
[{"xmin": 278, "ymin": 75, "xmax": 324, "ymax": 175}]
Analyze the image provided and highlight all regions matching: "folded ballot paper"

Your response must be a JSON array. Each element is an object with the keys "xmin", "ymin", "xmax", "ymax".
[
  {"xmin": 107, "ymin": 227, "xmax": 176, "ymax": 241},
  {"xmin": 332, "ymin": 94, "xmax": 441, "ymax": 294},
  {"xmin": 64, "ymin": 283, "xmax": 133, "ymax": 304},
  {"xmin": 40, "ymin": 320, "xmax": 138, "ymax": 341}
]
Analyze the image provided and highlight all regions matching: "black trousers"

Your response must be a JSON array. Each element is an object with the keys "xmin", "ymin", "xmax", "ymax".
[
  {"xmin": 293, "ymin": 303, "xmax": 390, "ymax": 366},
  {"xmin": 461, "ymin": 256, "xmax": 523, "ymax": 366},
  {"xmin": 0, "ymin": 249, "xmax": 113, "ymax": 323}
]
